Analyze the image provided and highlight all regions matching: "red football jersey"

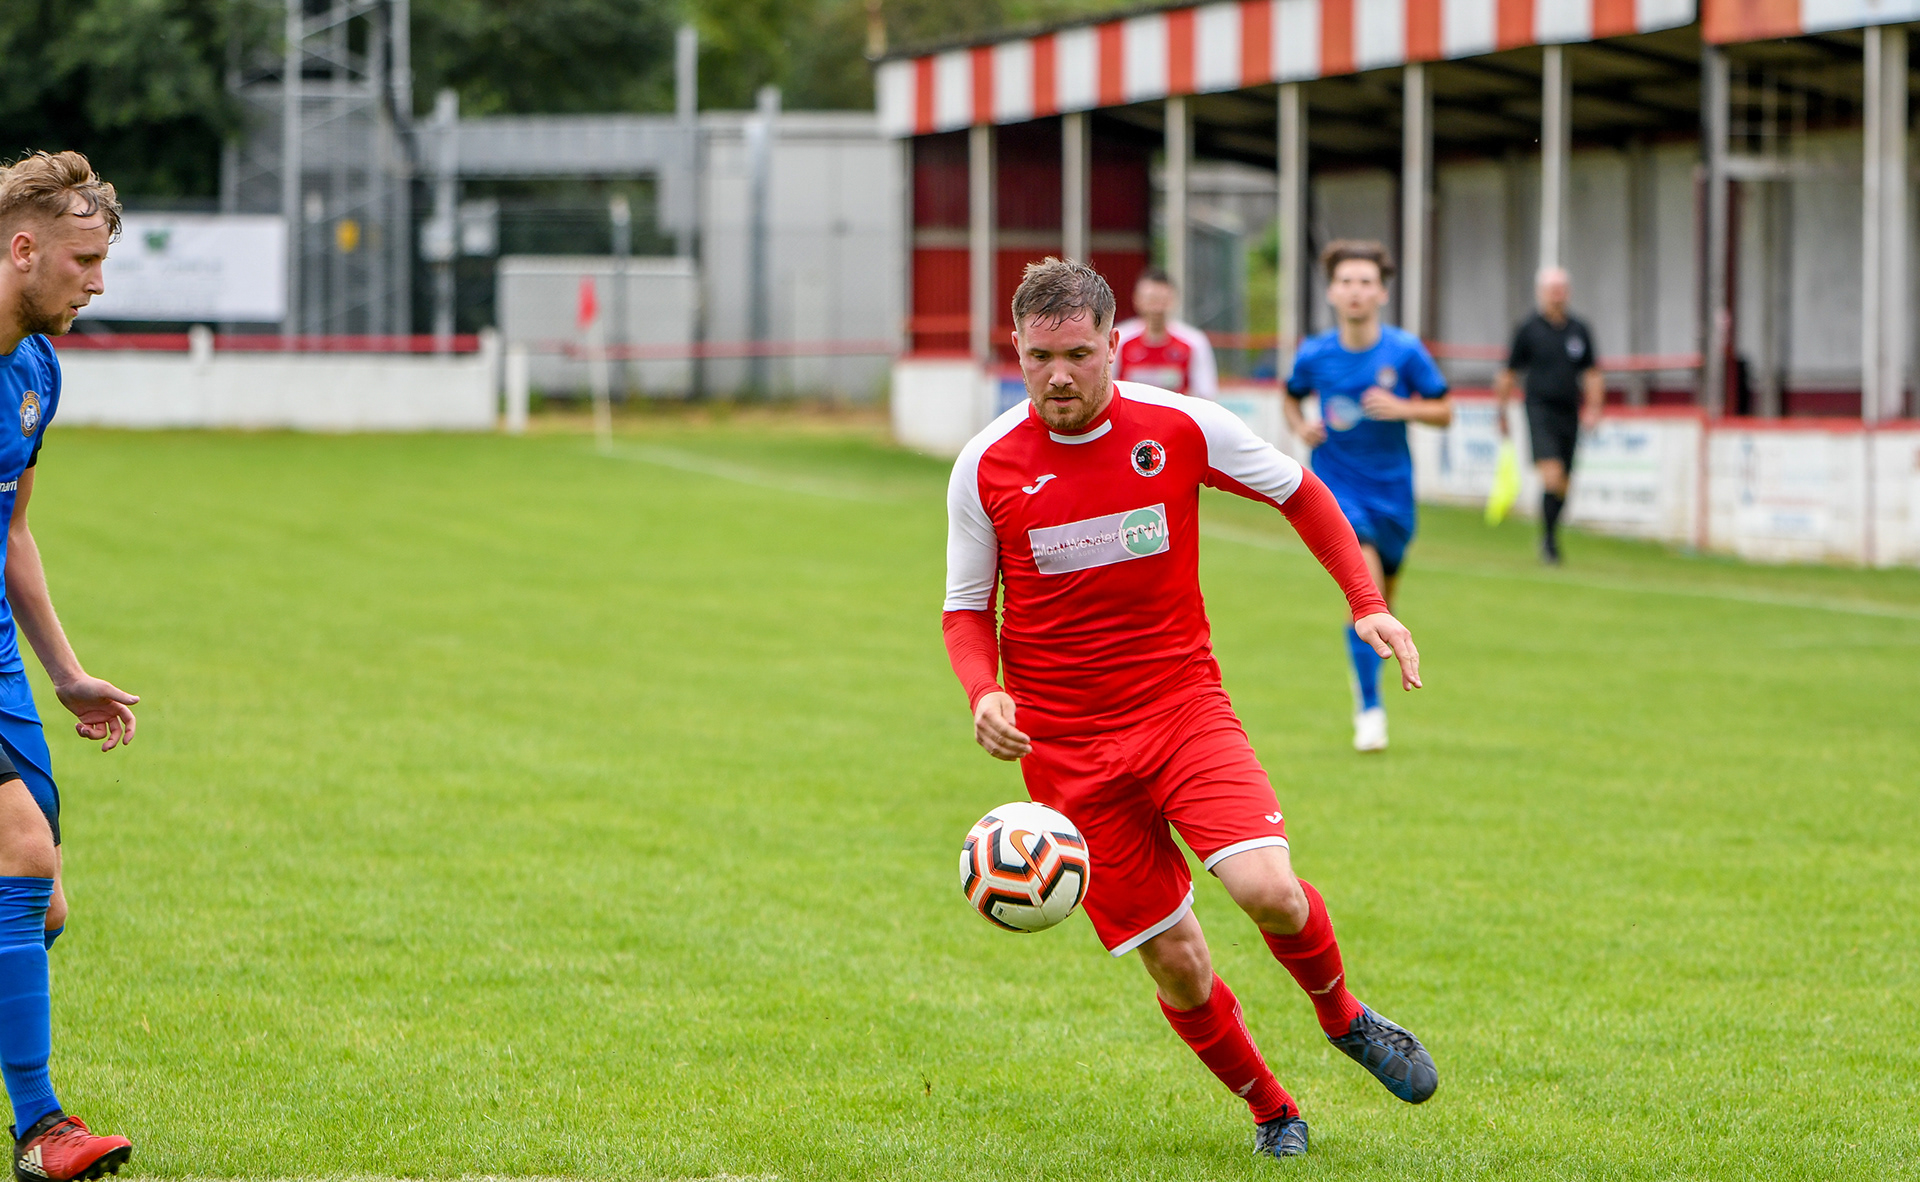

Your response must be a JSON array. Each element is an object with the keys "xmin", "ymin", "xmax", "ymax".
[
  {"xmin": 945, "ymin": 382, "xmax": 1316, "ymax": 738},
  {"xmin": 1112, "ymin": 320, "xmax": 1219, "ymax": 399}
]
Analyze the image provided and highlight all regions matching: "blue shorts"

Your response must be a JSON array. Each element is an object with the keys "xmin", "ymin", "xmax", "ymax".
[
  {"xmin": 0, "ymin": 673, "xmax": 57, "ymax": 845},
  {"xmin": 1320, "ymin": 477, "xmax": 1416, "ymax": 578}
]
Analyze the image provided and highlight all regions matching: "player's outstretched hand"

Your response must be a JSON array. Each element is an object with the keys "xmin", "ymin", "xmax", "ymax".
[
  {"xmin": 973, "ymin": 691, "xmax": 1032, "ymax": 762},
  {"xmin": 1355, "ymin": 612, "xmax": 1422, "ymax": 691},
  {"xmin": 56, "ymin": 675, "xmax": 139, "ymax": 751}
]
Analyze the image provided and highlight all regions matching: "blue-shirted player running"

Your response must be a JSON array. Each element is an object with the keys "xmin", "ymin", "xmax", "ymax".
[
  {"xmin": 0, "ymin": 152, "xmax": 138, "ymax": 1182},
  {"xmin": 1283, "ymin": 240, "xmax": 1451, "ymax": 753}
]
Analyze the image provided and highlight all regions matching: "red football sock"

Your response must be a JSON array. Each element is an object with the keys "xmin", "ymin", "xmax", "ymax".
[
  {"xmin": 1158, "ymin": 974, "xmax": 1297, "ymax": 1124},
  {"xmin": 1261, "ymin": 879, "xmax": 1365, "ymax": 1038}
]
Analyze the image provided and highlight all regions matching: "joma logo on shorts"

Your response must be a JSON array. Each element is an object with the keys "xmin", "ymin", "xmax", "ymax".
[{"xmin": 1028, "ymin": 504, "xmax": 1170, "ymax": 574}]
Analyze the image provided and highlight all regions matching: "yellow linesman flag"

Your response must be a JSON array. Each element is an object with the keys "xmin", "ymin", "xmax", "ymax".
[{"xmin": 1486, "ymin": 440, "xmax": 1521, "ymax": 525}]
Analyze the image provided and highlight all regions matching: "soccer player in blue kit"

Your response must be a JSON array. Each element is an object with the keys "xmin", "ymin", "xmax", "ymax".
[
  {"xmin": 0, "ymin": 152, "xmax": 139, "ymax": 1182},
  {"xmin": 1282, "ymin": 241, "xmax": 1450, "ymax": 753}
]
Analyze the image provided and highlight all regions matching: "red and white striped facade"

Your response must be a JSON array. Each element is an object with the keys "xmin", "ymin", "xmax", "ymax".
[
  {"xmin": 1704, "ymin": 0, "xmax": 1920, "ymax": 44},
  {"xmin": 877, "ymin": 0, "xmax": 1697, "ymax": 136}
]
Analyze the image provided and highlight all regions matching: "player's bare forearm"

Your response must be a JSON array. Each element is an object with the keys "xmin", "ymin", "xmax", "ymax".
[
  {"xmin": 5, "ymin": 472, "xmax": 138, "ymax": 749},
  {"xmin": 1582, "ymin": 369, "xmax": 1605, "ymax": 424},
  {"xmin": 1493, "ymin": 369, "xmax": 1515, "ymax": 435},
  {"xmin": 1282, "ymin": 394, "xmax": 1325, "ymax": 447},
  {"xmin": 1406, "ymin": 395, "xmax": 1452, "ymax": 427},
  {"xmin": 1361, "ymin": 389, "xmax": 1452, "ymax": 427},
  {"xmin": 6, "ymin": 515, "xmax": 81, "ymax": 687}
]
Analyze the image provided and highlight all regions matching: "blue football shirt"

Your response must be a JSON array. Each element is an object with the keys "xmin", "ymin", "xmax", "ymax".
[
  {"xmin": 0, "ymin": 337, "xmax": 61, "ymax": 674},
  {"xmin": 1285, "ymin": 325, "xmax": 1447, "ymax": 502}
]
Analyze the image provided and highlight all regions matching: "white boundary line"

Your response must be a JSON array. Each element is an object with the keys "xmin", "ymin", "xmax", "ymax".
[{"xmin": 598, "ymin": 443, "xmax": 891, "ymax": 503}]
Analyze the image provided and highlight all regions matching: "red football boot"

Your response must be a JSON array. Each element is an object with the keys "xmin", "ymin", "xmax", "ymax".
[{"xmin": 11, "ymin": 1115, "xmax": 131, "ymax": 1182}]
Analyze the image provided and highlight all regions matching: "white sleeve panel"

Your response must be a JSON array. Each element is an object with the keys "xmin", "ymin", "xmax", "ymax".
[
  {"xmin": 1119, "ymin": 381, "xmax": 1304, "ymax": 507},
  {"xmin": 1173, "ymin": 322, "xmax": 1219, "ymax": 401},
  {"xmin": 943, "ymin": 407, "xmax": 1027, "ymax": 612}
]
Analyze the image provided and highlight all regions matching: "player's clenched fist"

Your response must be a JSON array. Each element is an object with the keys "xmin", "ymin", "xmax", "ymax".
[{"xmin": 973, "ymin": 691, "xmax": 1032, "ymax": 761}]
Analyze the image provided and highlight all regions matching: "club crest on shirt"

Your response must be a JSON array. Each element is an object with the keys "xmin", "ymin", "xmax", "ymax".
[
  {"xmin": 1375, "ymin": 366, "xmax": 1398, "ymax": 390},
  {"xmin": 1130, "ymin": 439, "xmax": 1167, "ymax": 477},
  {"xmin": 18, "ymin": 390, "xmax": 39, "ymax": 438},
  {"xmin": 1566, "ymin": 336, "xmax": 1586, "ymax": 359}
]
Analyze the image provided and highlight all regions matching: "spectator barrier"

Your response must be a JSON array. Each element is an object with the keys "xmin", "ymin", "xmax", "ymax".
[{"xmin": 892, "ymin": 358, "xmax": 1920, "ymax": 568}]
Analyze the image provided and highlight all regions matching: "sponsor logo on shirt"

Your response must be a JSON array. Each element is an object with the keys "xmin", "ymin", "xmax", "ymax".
[
  {"xmin": 0, "ymin": 481, "xmax": 17, "ymax": 493},
  {"xmin": 1128, "ymin": 364, "xmax": 1186, "ymax": 391},
  {"xmin": 1130, "ymin": 439, "xmax": 1167, "ymax": 477},
  {"xmin": 18, "ymin": 390, "xmax": 39, "ymax": 438},
  {"xmin": 1324, "ymin": 395, "xmax": 1363, "ymax": 432},
  {"xmin": 1028, "ymin": 504, "xmax": 1170, "ymax": 574}
]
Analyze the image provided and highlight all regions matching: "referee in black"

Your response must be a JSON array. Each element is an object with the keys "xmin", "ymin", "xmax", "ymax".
[{"xmin": 1494, "ymin": 266, "xmax": 1604, "ymax": 564}]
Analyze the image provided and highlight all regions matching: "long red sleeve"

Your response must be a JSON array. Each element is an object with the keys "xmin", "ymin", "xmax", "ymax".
[
  {"xmin": 1279, "ymin": 470, "xmax": 1391, "ymax": 621},
  {"xmin": 942, "ymin": 609, "xmax": 1003, "ymax": 710}
]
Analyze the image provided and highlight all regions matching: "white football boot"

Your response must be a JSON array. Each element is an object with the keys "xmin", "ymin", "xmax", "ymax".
[{"xmin": 1352, "ymin": 706, "xmax": 1388, "ymax": 753}]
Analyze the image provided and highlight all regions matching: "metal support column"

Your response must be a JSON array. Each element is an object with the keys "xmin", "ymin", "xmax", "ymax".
[
  {"xmin": 1400, "ymin": 62, "xmax": 1431, "ymax": 338},
  {"xmin": 610, "ymin": 194, "xmax": 632, "ymax": 397},
  {"xmin": 1062, "ymin": 112, "xmax": 1090, "ymax": 264},
  {"xmin": 674, "ymin": 26, "xmax": 699, "ymax": 260},
  {"xmin": 1277, "ymin": 83, "xmax": 1306, "ymax": 377},
  {"xmin": 1165, "ymin": 95, "xmax": 1190, "ymax": 295},
  {"xmin": 747, "ymin": 84, "xmax": 780, "ymax": 396},
  {"xmin": 675, "ymin": 23, "xmax": 704, "ymax": 398},
  {"xmin": 1701, "ymin": 44, "xmax": 1731, "ymax": 416},
  {"xmin": 1625, "ymin": 138, "xmax": 1655, "ymax": 406},
  {"xmin": 1864, "ymin": 24, "xmax": 1909, "ymax": 425},
  {"xmin": 388, "ymin": 0, "xmax": 412, "ymax": 336},
  {"xmin": 281, "ymin": 0, "xmax": 303, "ymax": 342},
  {"xmin": 969, "ymin": 121, "xmax": 996, "ymax": 360},
  {"xmin": 1538, "ymin": 45, "xmax": 1571, "ymax": 273},
  {"xmin": 429, "ymin": 89, "xmax": 459, "ymax": 351}
]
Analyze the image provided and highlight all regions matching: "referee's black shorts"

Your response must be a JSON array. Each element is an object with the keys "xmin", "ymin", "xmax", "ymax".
[{"xmin": 1526, "ymin": 401, "xmax": 1581, "ymax": 469}]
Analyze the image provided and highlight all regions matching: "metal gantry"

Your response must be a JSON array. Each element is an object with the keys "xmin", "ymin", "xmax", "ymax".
[{"xmin": 226, "ymin": 0, "xmax": 413, "ymax": 339}]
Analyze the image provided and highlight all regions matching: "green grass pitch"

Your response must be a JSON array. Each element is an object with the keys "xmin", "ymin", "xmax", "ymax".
[{"xmin": 25, "ymin": 416, "xmax": 1920, "ymax": 1181}]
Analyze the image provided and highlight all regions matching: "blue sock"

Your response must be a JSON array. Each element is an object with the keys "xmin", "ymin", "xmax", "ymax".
[
  {"xmin": 0, "ymin": 878, "xmax": 59, "ymax": 1134},
  {"xmin": 40, "ymin": 928, "xmax": 60, "ymax": 953},
  {"xmin": 1345, "ymin": 625, "xmax": 1383, "ymax": 712}
]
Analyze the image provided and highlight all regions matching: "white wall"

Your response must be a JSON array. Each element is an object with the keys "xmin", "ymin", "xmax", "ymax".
[
  {"xmin": 1413, "ymin": 396, "xmax": 1920, "ymax": 567},
  {"xmin": 702, "ymin": 113, "xmax": 904, "ymax": 400},
  {"xmin": 496, "ymin": 257, "xmax": 697, "ymax": 395},
  {"xmin": 1431, "ymin": 143, "xmax": 1700, "ymax": 390},
  {"xmin": 53, "ymin": 339, "xmax": 499, "ymax": 431}
]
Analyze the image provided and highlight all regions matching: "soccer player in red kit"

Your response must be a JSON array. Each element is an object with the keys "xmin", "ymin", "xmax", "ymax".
[
  {"xmin": 1111, "ymin": 268, "xmax": 1218, "ymax": 399},
  {"xmin": 943, "ymin": 259, "xmax": 1437, "ymax": 1159}
]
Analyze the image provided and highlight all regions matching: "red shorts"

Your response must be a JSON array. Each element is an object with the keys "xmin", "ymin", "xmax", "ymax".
[{"xmin": 1019, "ymin": 688, "xmax": 1289, "ymax": 956}]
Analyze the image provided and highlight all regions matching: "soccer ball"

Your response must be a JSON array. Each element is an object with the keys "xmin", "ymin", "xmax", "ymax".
[{"xmin": 959, "ymin": 802, "xmax": 1090, "ymax": 932}]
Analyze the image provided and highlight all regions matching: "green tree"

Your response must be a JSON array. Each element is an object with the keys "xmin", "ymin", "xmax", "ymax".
[
  {"xmin": 410, "ymin": 0, "xmax": 679, "ymax": 116},
  {"xmin": 0, "ymin": 0, "xmax": 269, "ymax": 198},
  {"xmin": 1, "ymin": 0, "xmax": 1143, "ymax": 199}
]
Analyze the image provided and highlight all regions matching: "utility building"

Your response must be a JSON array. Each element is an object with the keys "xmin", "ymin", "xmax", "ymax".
[{"xmin": 878, "ymin": 0, "xmax": 1920, "ymax": 567}]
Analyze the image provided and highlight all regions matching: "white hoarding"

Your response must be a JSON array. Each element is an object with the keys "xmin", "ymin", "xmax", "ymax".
[{"xmin": 78, "ymin": 215, "xmax": 287, "ymax": 323}]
